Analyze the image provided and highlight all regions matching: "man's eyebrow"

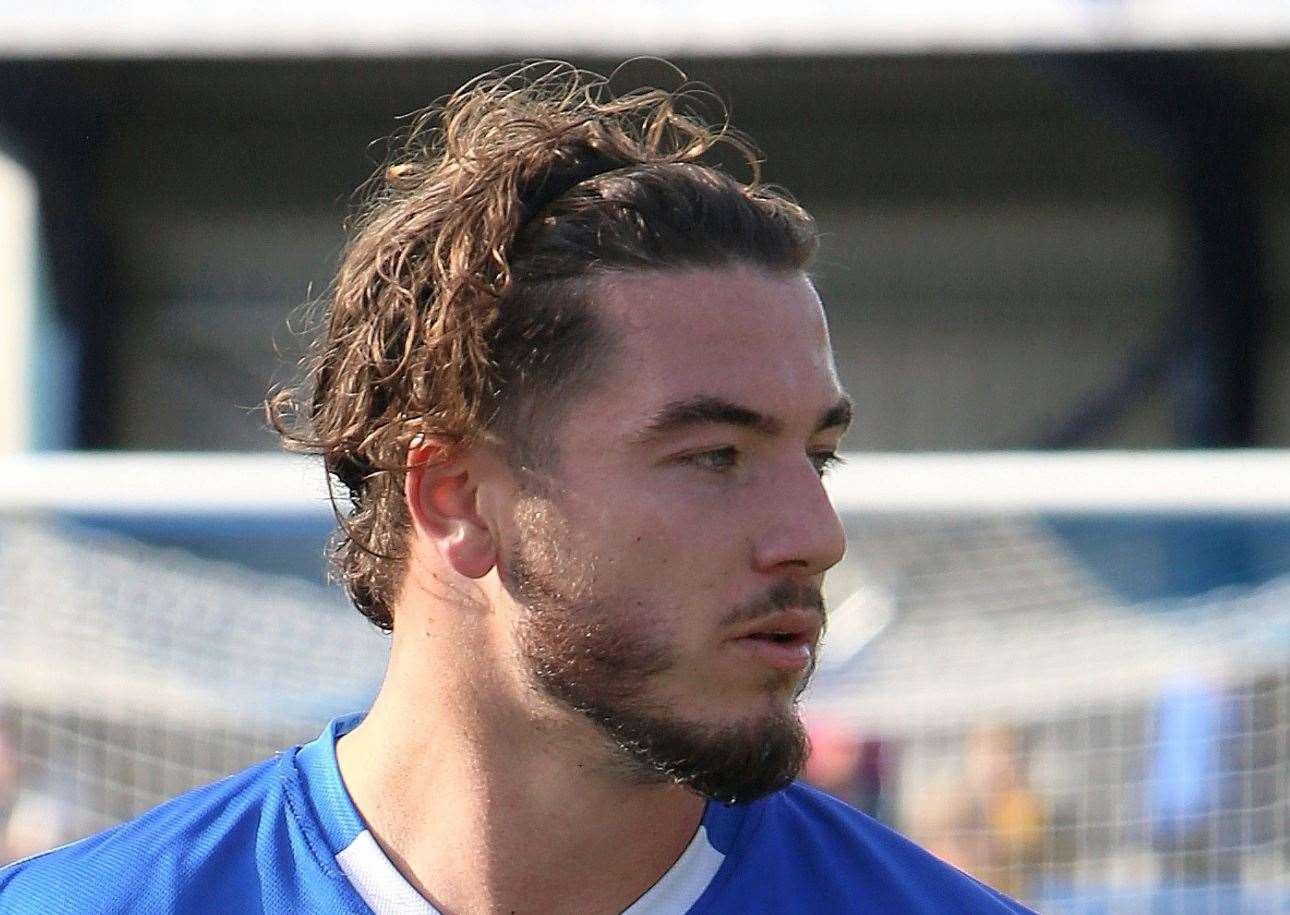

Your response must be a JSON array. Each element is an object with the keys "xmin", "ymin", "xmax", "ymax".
[
  {"xmin": 636, "ymin": 397, "xmax": 781, "ymax": 441},
  {"xmin": 635, "ymin": 394, "xmax": 853, "ymax": 442}
]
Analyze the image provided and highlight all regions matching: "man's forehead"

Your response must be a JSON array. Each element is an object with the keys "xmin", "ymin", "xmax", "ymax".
[
  {"xmin": 583, "ymin": 266, "xmax": 844, "ymax": 431},
  {"xmin": 595, "ymin": 266, "xmax": 828, "ymax": 345}
]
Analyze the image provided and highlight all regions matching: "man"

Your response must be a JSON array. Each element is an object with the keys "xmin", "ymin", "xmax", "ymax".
[{"xmin": 0, "ymin": 62, "xmax": 1034, "ymax": 913}]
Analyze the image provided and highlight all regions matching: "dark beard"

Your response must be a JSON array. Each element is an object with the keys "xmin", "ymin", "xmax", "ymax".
[{"xmin": 504, "ymin": 548, "xmax": 818, "ymax": 805}]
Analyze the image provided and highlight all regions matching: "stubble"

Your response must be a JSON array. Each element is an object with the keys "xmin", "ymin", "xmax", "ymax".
[{"xmin": 501, "ymin": 497, "xmax": 816, "ymax": 804}]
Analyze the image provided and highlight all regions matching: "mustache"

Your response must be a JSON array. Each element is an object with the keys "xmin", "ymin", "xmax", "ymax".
[{"xmin": 719, "ymin": 579, "xmax": 826, "ymax": 629}]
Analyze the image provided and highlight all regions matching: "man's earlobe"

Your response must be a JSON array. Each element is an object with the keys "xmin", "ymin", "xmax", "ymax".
[{"xmin": 405, "ymin": 442, "xmax": 497, "ymax": 579}]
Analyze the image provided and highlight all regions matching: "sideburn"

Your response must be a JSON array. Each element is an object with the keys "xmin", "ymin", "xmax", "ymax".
[{"xmin": 488, "ymin": 277, "xmax": 620, "ymax": 486}]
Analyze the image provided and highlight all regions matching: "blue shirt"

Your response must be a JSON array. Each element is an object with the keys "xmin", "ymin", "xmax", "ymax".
[{"xmin": 1, "ymin": 715, "xmax": 1034, "ymax": 913}]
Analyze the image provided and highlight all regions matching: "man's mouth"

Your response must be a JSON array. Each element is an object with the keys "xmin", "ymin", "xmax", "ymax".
[
  {"xmin": 730, "ymin": 609, "xmax": 822, "ymax": 672},
  {"xmin": 745, "ymin": 630, "xmax": 810, "ymax": 646}
]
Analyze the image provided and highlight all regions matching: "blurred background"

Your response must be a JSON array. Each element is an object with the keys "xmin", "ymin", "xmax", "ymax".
[{"xmin": 1, "ymin": 2, "xmax": 1289, "ymax": 912}]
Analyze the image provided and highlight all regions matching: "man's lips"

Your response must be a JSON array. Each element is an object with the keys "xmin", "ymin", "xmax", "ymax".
[
  {"xmin": 728, "ymin": 608, "xmax": 823, "ymax": 672},
  {"xmin": 729, "ymin": 608, "xmax": 823, "ymax": 644}
]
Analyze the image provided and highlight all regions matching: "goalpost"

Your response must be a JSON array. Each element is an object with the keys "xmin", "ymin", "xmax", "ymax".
[{"xmin": 1, "ymin": 450, "xmax": 1287, "ymax": 912}]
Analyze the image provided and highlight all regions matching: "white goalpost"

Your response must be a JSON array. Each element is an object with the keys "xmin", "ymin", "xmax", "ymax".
[{"xmin": 1, "ymin": 450, "xmax": 1287, "ymax": 912}]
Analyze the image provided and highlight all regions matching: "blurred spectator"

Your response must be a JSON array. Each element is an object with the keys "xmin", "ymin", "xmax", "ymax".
[
  {"xmin": 963, "ymin": 726, "xmax": 1046, "ymax": 899},
  {"xmin": 903, "ymin": 773, "xmax": 984, "ymax": 877},
  {"xmin": 803, "ymin": 719, "xmax": 891, "ymax": 819},
  {"xmin": 1148, "ymin": 676, "xmax": 1233, "ymax": 881},
  {"xmin": 0, "ymin": 726, "xmax": 17, "ymax": 863},
  {"xmin": 5, "ymin": 790, "xmax": 71, "ymax": 863},
  {"xmin": 0, "ymin": 725, "xmax": 71, "ymax": 864}
]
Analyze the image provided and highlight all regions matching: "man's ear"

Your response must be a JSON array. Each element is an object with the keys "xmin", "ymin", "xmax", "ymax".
[{"xmin": 405, "ymin": 440, "xmax": 497, "ymax": 579}]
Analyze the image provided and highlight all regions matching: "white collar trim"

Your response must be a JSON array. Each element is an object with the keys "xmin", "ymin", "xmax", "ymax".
[
  {"xmin": 337, "ymin": 830, "xmax": 440, "ymax": 915},
  {"xmin": 336, "ymin": 821, "xmax": 724, "ymax": 915}
]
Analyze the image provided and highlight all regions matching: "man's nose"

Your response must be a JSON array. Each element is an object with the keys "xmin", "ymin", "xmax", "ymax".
[{"xmin": 750, "ymin": 457, "xmax": 847, "ymax": 577}]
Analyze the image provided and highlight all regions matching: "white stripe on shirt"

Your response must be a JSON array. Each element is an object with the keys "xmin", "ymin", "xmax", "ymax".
[{"xmin": 336, "ymin": 823, "xmax": 724, "ymax": 914}]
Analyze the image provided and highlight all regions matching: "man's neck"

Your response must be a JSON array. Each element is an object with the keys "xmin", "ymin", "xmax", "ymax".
[{"xmin": 334, "ymin": 645, "xmax": 706, "ymax": 915}]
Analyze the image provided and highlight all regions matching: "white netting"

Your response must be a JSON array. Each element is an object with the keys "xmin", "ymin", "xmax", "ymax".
[
  {"xmin": 1, "ymin": 452, "xmax": 1287, "ymax": 913},
  {"xmin": 0, "ymin": 518, "xmax": 386, "ymax": 853},
  {"xmin": 806, "ymin": 512, "xmax": 1289, "ymax": 912}
]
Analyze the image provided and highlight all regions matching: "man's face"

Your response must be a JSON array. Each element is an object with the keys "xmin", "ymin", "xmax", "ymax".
[{"xmin": 496, "ymin": 265, "xmax": 850, "ymax": 803}]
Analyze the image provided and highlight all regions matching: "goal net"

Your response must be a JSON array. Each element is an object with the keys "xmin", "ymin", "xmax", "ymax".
[
  {"xmin": 0, "ymin": 454, "xmax": 388, "ymax": 857},
  {"xmin": 1, "ymin": 451, "xmax": 1287, "ymax": 914}
]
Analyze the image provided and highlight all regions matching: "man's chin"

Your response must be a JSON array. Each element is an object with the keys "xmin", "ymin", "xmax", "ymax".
[{"xmin": 595, "ymin": 703, "xmax": 810, "ymax": 805}]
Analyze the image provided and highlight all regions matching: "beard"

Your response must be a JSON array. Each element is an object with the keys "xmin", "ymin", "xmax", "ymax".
[{"xmin": 501, "ymin": 508, "xmax": 822, "ymax": 805}]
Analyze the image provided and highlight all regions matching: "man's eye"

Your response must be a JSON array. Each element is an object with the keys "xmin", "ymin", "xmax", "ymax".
[
  {"xmin": 688, "ymin": 447, "xmax": 740, "ymax": 472},
  {"xmin": 810, "ymin": 451, "xmax": 843, "ymax": 477}
]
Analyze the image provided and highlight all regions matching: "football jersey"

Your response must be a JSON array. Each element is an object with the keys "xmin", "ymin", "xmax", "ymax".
[{"xmin": 0, "ymin": 714, "xmax": 1035, "ymax": 913}]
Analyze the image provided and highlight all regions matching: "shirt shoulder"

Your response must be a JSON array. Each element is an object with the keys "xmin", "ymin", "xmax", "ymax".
[
  {"xmin": 692, "ymin": 782, "xmax": 1036, "ymax": 915},
  {"xmin": 0, "ymin": 748, "xmax": 355, "ymax": 915}
]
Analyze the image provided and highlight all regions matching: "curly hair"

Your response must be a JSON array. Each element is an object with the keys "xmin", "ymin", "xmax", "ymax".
[{"xmin": 268, "ymin": 61, "xmax": 819, "ymax": 630}]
